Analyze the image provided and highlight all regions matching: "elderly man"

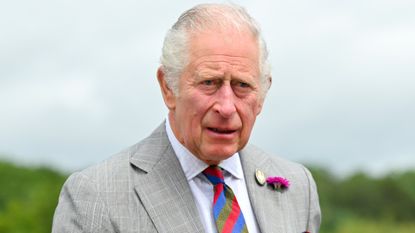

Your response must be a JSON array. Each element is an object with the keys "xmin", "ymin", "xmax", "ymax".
[{"xmin": 52, "ymin": 3, "xmax": 321, "ymax": 233}]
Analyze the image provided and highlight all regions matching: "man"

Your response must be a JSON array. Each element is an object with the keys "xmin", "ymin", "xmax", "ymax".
[{"xmin": 52, "ymin": 3, "xmax": 321, "ymax": 233}]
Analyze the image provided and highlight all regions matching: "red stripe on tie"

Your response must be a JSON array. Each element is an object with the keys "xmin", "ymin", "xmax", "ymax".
[
  {"xmin": 221, "ymin": 196, "xmax": 241, "ymax": 233},
  {"xmin": 213, "ymin": 184, "xmax": 224, "ymax": 204},
  {"xmin": 204, "ymin": 167, "xmax": 224, "ymax": 180}
]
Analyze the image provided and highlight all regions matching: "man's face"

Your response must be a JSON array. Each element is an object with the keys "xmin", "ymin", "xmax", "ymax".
[{"xmin": 159, "ymin": 29, "xmax": 265, "ymax": 165}]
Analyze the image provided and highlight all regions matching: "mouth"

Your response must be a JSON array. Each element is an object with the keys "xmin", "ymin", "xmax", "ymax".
[{"xmin": 207, "ymin": 127, "xmax": 237, "ymax": 134}]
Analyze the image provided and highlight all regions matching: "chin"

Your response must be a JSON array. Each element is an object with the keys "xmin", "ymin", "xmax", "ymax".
[{"xmin": 203, "ymin": 148, "xmax": 238, "ymax": 161}]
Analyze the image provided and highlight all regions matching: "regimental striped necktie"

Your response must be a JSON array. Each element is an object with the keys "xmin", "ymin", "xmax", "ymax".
[{"xmin": 203, "ymin": 165, "xmax": 249, "ymax": 233}]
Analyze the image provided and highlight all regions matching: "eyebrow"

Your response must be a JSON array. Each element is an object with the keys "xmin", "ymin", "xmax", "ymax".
[{"xmin": 195, "ymin": 69, "xmax": 224, "ymax": 80}]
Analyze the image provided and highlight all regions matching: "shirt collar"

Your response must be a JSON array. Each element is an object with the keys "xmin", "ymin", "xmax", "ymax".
[{"xmin": 165, "ymin": 117, "xmax": 244, "ymax": 181}]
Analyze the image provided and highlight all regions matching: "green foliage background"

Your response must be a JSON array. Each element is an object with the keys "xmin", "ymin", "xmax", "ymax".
[
  {"xmin": 0, "ymin": 161, "xmax": 66, "ymax": 233},
  {"xmin": 310, "ymin": 167, "xmax": 415, "ymax": 233},
  {"xmin": 0, "ymin": 159, "xmax": 414, "ymax": 233}
]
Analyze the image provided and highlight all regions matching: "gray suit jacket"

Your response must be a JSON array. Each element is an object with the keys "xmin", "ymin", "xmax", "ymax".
[{"xmin": 52, "ymin": 123, "xmax": 321, "ymax": 233}]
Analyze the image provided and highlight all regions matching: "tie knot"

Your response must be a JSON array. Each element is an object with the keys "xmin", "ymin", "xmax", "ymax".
[{"xmin": 202, "ymin": 165, "xmax": 225, "ymax": 185}]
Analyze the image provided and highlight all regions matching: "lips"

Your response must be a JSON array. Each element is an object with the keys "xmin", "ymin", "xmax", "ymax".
[{"xmin": 207, "ymin": 127, "xmax": 237, "ymax": 134}]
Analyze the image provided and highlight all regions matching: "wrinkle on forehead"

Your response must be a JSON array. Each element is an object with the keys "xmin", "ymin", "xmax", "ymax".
[
  {"xmin": 183, "ymin": 28, "xmax": 261, "ymax": 87},
  {"xmin": 188, "ymin": 29, "xmax": 259, "ymax": 59},
  {"xmin": 194, "ymin": 63, "xmax": 258, "ymax": 83},
  {"xmin": 191, "ymin": 56, "xmax": 258, "ymax": 72}
]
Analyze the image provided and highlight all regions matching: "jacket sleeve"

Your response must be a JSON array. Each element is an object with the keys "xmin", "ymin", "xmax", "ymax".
[
  {"xmin": 303, "ymin": 167, "xmax": 322, "ymax": 233},
  {"xmin": 52, "ymin": 172, "xmax": 114, "ymax": 233}
]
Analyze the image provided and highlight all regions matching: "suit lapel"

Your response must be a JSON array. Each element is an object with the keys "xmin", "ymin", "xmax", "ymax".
[
  {"xmin": 130, "ymin": 124, "xmax": 204, "ymax": 233},
  {"xmin": 128, "ymin": 124, "xmax": 293, "ymax": 233},
  {"xmin": 240, "ymin": 145, "xmax": 287, "ymax": 233}
]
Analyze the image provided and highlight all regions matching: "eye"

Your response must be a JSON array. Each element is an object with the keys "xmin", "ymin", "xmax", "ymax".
[
  {"xmin": 231, "ymin": 80, "xmax": 253, "ymax": 96},
  {"xmin": 198, "ymin": 79, "xmax": 220, "ymax": 94},
  {"xmin": 231, "ymin": 80, "xmax": 251, "ymax": 89},
  {"xmin": 237, "ymin": 81, "xmax": 250, "ymax": 88},
  {"xmin": 202, "ymin": 80, "xmax": 214, "ymax": 86},
  {"xmin": 231, "ymin": 80, "xmax": 252, "ymax": 89}
]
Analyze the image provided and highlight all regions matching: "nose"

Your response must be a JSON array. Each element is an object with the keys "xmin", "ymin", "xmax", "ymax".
[{"xmin": 213, "ymin": 84, "xmax": 236, "ymax": 118}]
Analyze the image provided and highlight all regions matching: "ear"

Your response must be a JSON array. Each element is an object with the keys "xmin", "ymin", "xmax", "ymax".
[
  {"xmin": 157, "ymin": 67, "xmax": 176, "ymax": 110},
  {"xmin": 267, "ymin": 76, "xmax": 272, "ymax": 90}
]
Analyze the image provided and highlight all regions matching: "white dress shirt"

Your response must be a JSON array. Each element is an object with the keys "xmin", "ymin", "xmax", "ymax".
[{"xmin": 165, "ymin": 119, "xmax": 260, "ymax": 233}]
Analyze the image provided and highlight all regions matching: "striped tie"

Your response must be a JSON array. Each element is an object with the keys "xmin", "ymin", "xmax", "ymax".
[{"xmin": 203, "ymin": 165, "xmax": 249, "ymax": 233}]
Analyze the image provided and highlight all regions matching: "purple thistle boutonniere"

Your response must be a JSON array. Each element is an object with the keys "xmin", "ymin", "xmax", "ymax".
[{"xmin": 266, "ymin": 176, "xmax": 290, "ymax": 191}]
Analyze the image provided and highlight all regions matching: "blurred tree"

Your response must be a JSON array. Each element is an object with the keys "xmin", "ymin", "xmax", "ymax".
[
  {"xmin": 310, "ymin": 166, "xmax": 415, "ymax": 233},
  {"xmin": 0, "ymin": 160, "xmax": 67, "ymax": 233}
]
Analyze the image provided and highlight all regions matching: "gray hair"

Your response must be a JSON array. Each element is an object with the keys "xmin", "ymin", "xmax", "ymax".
[{"xmin": 160, "ymin": 3, "xmax": 271, "ymax": 97}]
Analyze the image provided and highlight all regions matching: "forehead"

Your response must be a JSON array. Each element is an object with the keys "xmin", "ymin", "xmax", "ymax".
[
  {"xmin": 190, "ymin": 57, "xmax": 258, "ymax": 80},
  {"xmin": 187, "ymin": 29, "xmax": 260, "ymax": 69}
]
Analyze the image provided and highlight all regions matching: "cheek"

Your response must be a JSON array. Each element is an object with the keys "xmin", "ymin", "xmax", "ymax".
[
  {"xmin": 182, "ymin": 95, "xmax": 211, "ymax": 128},
  {"xmin": 190, "ymin": 95, "xmax": 215, "ymax": 115},
  {"xmin": 238, "ymin": 101, "xmax": 260, "ymax": 133},
  {"xmin": 240, "ymin": 99, "xmax": 260, "ymax": 119}
]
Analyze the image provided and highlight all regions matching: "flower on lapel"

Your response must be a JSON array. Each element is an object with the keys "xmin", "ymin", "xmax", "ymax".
[{"xmin": 266, "ymin": 176, "xmax": 290, "ymax": 191}]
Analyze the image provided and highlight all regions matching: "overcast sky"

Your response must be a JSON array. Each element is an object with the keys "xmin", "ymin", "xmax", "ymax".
[{"xmin": 1, "ymin": 0, "xmax": 414, "ymax": 176}]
